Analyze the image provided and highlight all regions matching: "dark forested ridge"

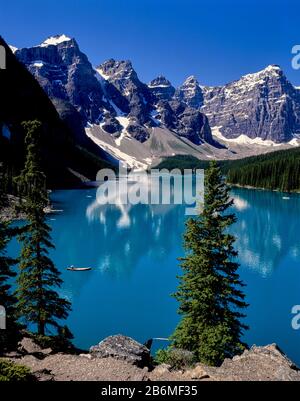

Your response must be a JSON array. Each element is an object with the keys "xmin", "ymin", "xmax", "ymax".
[
  {"xmin": 157, "ymin": 147, "xmax": 300, "ymax": 193},
  {"xmin": 226, "ymin": 147, "xmax": 300, "ymax": 192}
]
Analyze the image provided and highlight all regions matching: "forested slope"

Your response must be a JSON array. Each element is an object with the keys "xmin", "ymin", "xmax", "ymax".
[{"xmin": 226, "ymin": 147, "xmax": 300, "ymax": 192}]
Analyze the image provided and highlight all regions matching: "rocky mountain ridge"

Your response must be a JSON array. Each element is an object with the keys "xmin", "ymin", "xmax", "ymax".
[
  {"xmin": 14, "ymin": 36, "xmax": 213, "ymax": 148},
  {"xmin": 201, "ymin": 65, "xmax": 300, "ymax": 143},
  {"xmin": 8, "ymin": 34, "xmax": 300, "ymax": 168},
  {"xmin": 0, "ymin": 35, "xmax": 115, "ymax": 188}
]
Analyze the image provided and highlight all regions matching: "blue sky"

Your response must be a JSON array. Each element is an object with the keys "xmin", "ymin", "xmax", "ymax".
[{"xmin": 2, "ymin": 0, "xmax": 299, "ymax": 86}]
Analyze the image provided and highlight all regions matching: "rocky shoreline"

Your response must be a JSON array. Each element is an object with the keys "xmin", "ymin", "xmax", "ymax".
[
  {"xmin": 2, "ymin": 334, "xmax": 300, "ymax": 381},
  {"xmin": 0, "ymin": 194, "xmax": 55, "ymax": 222}
]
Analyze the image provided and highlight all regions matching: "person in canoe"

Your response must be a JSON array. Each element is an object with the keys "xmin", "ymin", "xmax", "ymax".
[{"xmin": 67, "ymin": 266, "xmax": 92, "ymax": 271}]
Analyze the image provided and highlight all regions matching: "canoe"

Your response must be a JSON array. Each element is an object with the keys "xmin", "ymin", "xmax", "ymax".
[{"xmin": 67, "ymin": 267, "xmax": 92, "ymax": 271}]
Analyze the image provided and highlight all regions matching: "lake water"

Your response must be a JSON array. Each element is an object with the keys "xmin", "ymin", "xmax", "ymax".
[{"xmin": 8, "ymin": 187, "xmax": 300, "ymax": 364}]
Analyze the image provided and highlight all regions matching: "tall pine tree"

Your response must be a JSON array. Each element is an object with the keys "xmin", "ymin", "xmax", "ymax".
[
  {"xmin": 172, "ymin": 161, "xmax": 248, "ymax": 366},
  {"xmin": 0, "ymin": 163, "xmax": 20, "ymax": 352},
  {"xmin": 15, "ymin": 121, "xmax": 71, "ymax": 336}
]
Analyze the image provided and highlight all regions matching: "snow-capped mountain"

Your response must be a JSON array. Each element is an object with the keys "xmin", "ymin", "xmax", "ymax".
[
  {"xmin": 201, "ymin": 65, "xmax": 300, "ymax": 143},
  {"xmin": 11, "ymin": 35, "xmax": 300, "ymax": 167},
  {"xmin": 0, "ymin": 35, "xmax": 113, "ymax": 188},
  {"xmin": 13, "ymin": 35, "xmax": 214, "ymax": 167},
  {"xmin": 15, "ymin": 35, "xmax": 112, "ymax": 125},
  {"xmin": 15, "ymin": 35, "xmax": 213, "ymax": 152},
  {"xmin": 40, "ymin": 34, "xmax": 72, "ymax": 47}
]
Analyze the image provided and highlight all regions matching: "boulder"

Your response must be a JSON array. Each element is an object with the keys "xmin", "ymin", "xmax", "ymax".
[
  {"xmin": 89, "ymin": 335, "xmax": 151, "ymax": 368},
  {"xmin": 206, "ymin": 344, "xmax": 300, "ymax": 381},
  {"xmin": 18, "ymin": 337, "xmax": 52, "ymax": 358},
  {"xmin": 184, "ymin": 363, "xmax": 210, "ymax": 380},
  {"xmin": 34, "ymin": 368, "xmax": 55, "ymax": 382}
]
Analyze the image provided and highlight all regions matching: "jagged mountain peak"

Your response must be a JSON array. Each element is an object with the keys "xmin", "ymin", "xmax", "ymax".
[
  {"xmin": 175, "ymin": 75, "xmax": 203, "ymax": 108},
  {"xmin": 262, "ymin": 64, "xmax": 282, "ymax": 72},
  {"xmin": 11, "ymin": 33, "xmax": 300, "ymax": 164},
  {"xmin": 182, "ymin": 75, "xmax": 199, "ymax": 85},
  {"xmin": 256, "ymin": 64, "xmax": 282, "ymax": 74},
  {"xmin": 97, "ymin": 59, "xmax": 136, "ymax": 81},
  {"xmin": 212, "ymin": 64, "xmax": 287, "ymax": 98},
  {"xmin": 148, "ymin": 76, "xmax": 173, "ymax": 88},
  {"xmin": 96, "ymin": 58, "xmax": 153, "ymax": 129},
  {"xmin": 201, "ymin": 64, "xmax": 300, "ymax": 143},
  {"xmin": 239, "ymin": 64, "xmax": 284, "ymax": 84},
  {"xmin": 14, "ymin": 34, "xmax": 111, "ymax": 126},
  {"xmin": 148, "ymin": 76, "xmax": 175, "ymax": 102}
]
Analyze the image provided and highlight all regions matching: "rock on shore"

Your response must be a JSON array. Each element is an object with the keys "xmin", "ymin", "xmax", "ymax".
[
  {"xmin": 89, "ymin": 335, "xmax": 151, "ymax": 368},
  {"xmin": 3, "ymin": 334, "xmax": 300, "ymax": 381}
]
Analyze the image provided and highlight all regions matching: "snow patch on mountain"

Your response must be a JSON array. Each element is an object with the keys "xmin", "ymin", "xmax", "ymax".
[
  {"xmin": 212, "ymin": 126, "xmax": 282, "ymax": 147},
  {"xmin": 289, "ymin": 137, "xmax": 300, "ymax": 146},
  {"xmin": 9, "ymin": 45, "xmax": 18, "ymax": 53},
  {"xmin": 40, "ymin": 35, "xmax": 72, "ymax": 47},
  {"xmin": 85, "ymin": 126, "xmax": 149, "ymax": 169},
  {"xmin": 212, "ymin": 126, "xmax": 300, "ymax": 148},
  {"xmin": 94, "ymin": 67, "xmax": 126, "ymax": 117},
  {"xmin": 150, "ymin": 110, "xmax": 161, "ymax": 125},
  {"xmin": 96, "ymin": 67, "xmax": 111, "ymax": 81},
  {"xmin": 148, "ymin": 83, "xmax": 170, "ymax": 88},
  {"xmin": 115, "ymin": 116, "xmax": 130, "ymax": 146},
  {"xmin": 235, "ymin": 65, "xmax": 282, "ymax": 90},
  {"xmin": 115, "ymin": 116, "xmax": 130, "ymax": 129},
  {"xmin": 33, "ymin": 62, "xmax": 44, "ymax": 68}
]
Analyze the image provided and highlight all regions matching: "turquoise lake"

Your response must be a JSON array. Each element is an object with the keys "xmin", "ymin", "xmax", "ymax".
[{"xmin": 8, "ymin": 187, "xmax": 300, "ymax": 364}]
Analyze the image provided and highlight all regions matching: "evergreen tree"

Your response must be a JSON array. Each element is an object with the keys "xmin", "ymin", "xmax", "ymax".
[
  {"xmin": 0, "ymin": 163, "xmax": 20, "ymax": 352},
  {"xmin": 226, "ymin": 146, "xmax": 300, "ymax": 192},
  {"xmin": 172, "ymin": 161, "xmax": 248, "ymax": 366},
  {"xmin": 15, "ymin": 121, "xmax": 71, "ymax": 336}
]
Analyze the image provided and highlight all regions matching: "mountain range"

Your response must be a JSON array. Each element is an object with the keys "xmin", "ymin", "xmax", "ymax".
[
  {"xmin": 0, "ymin": 35, "xmax": 114, "ymax": 188},
  {"xmin": 3, "ymin": 34, "xmax": 300, "ymax": 174}
]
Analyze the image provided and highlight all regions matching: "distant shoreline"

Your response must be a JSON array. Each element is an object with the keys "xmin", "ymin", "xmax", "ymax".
[{"xmin": 228, "ymin": 182, "xmax": 300, "ymax": 194}]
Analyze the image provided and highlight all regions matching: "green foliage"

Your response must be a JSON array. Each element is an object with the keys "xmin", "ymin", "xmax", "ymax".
[
  {"xmin": 15, "ymin": 121, "xmax": 71, "ymax": 336},
  {"xmin": 226, "ymin": 147, "xmax": 300, "ymax": 192},
  {"xmin": 157, "ymin": 147, "xmax": 300, "ymax": 193},
  {"xmin": 32, "ymin": 326, "xmax": 75, "ymax": 353},
  {"xmin": 155, "ymin": 348, "xmax": 196, "ymax": 370},
  {"xmin": 0, "ymin": 164, "xmax": 20, "ymax": 353},
  {"xmin": 0, "ymin": 359, "xmax": 33, "ymax": 382},
  {"xmin": 156, "ymin": 155, "xmax": 211, "ymax": 171},
  {"xmin": 172, "ymin": 161, "xmax": 248, "ymax": 366}
]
